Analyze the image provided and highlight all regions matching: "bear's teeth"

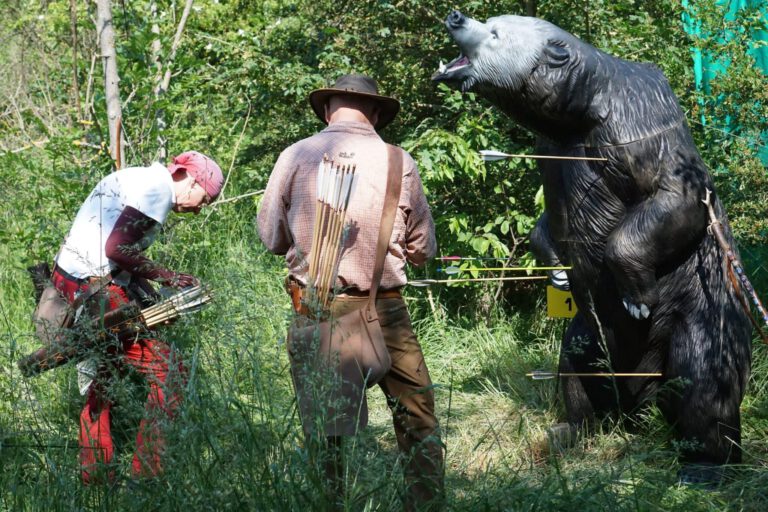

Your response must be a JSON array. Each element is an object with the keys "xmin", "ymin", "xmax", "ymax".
[{"xmin": 438, "ymin": 60, "xmax": 447, "ymax": 74}]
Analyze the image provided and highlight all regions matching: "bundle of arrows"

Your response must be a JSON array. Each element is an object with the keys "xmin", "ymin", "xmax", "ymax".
[
  {"xmin": 18, "ymin": 285, "xmax": 213, "ymax": 377},
  {"xmin": 141, "ymin": 285, "xmax": 213, "ymax": 327},
  {"xmin": 306, "ymin": 155, "xmax": 356, "ymax": 310}
]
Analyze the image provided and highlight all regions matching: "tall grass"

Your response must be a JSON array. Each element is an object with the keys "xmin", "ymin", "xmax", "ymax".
[{"xmin": 3, "ymin": 161, "xmax": 768, "ymax": 510}]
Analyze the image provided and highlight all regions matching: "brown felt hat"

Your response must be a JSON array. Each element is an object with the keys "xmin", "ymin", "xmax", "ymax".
[{"xmin": 308, "ymin": 74, "xmax": 400, "ymax": 130}]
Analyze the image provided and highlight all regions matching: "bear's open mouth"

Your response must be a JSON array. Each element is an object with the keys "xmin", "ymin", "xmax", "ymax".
[
  {"xmin": 440, "ymin": 54, "xmax": 471, "ymax": 73},
  {"xmin": 433, "ymin": 54, "xmax": 472, "ymax": 83}
]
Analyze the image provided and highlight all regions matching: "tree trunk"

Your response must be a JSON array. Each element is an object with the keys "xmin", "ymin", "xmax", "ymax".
[
  {"xmin": 150, "ymin": 0, "xmax": 162, "ymax": 89},
  {"xmin": 524, "ymin": 1, "xmax": 537, "ymax": 17},
  {"xmin": 95, "ymin": 0, "xmax": 125, "ymax": 169},
  {"xmin": 154, "ymin": 0, "xmax": 195, "ymax": 161},
  {"xmin": 69, "ymin": 0, "xmax": 81, "ymax": 124},
  {"xmin": 150, "ymin": 0, "xmax": 164, "ymax": 160}
]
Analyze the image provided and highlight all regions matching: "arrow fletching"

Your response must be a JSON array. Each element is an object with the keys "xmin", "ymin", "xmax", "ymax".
[
  {"xmin": 479, "ymin": 150, "xmax": 510, "ymax": 162},
  {"xmin": 527, "ymin": 371, "xmax": 557, "ymax": 380},
  {"xmin": 408, "ymin": 279, "xmax": 436, "ymax": 287},
  {"xmin": 341, "ymin": 168, "xmax": 354, "ymax": 209},
  {"xmin": 316, "ymin": 159, "xmax": 326, "ymax": 201}
]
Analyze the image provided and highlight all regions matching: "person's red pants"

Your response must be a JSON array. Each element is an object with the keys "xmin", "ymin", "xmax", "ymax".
[{"xmin": 53, "ymin": 270, "xmax": 186, "ymax": 483}]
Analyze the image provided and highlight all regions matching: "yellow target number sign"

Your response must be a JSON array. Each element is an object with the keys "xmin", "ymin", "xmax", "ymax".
[{"xmin": 546, "ymin": 286, "xmax": 578, "ymax": 318}]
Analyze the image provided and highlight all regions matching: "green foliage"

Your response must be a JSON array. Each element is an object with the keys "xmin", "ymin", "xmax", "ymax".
[
  {"xmin": 2, "ymin": 0, "xmax": 768, "ymax": 509},
  {"xmin": 680, "ymin": 0, "xmax": 768, "ymax": 243},
  {"xmin": 402, "ymin": 84, "xmax": 540, "ymax": 267}
]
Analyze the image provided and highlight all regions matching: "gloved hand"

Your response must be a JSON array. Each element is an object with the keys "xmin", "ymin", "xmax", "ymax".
[{"xmin": 164, "ymin": 272, "xmax": 200, "ymax": 289}]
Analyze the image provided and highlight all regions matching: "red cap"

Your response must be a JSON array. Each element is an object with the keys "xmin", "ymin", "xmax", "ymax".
[{"xmin": 167, "ymin": 151, "xmax": 224, "ymax": 200}]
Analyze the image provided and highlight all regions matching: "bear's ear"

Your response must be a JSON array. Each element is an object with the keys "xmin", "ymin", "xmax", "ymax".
[{"xmin": 543, "ymin": 40, "xmax": 569, "ymax": 68}]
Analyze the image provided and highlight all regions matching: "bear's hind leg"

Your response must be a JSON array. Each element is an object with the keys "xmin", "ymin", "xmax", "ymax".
[
  {"xmin": 558, "ymin": 313, "xmax": 622, "ymax": 426},
  {"xmin": 660, "ymin": 320, "xmax": 748, "ymax": 468}
]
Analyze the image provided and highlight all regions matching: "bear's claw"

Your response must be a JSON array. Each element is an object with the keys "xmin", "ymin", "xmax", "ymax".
[
  {"xmin": 549, "ymin": 269, "xmax": 570, "ymax": 291},
  {"xmin": 623, "ymin": 298, "xmax": 650, "ymax": 319}
]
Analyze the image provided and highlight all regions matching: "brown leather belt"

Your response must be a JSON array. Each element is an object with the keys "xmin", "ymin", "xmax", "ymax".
[
  {"xmin": 285, "ymin": 278, "xmax": 401, "ymax": 314},
  {"xmin": 53, "ymin": 264, "xmax": 114, "ymax": 286},
  {"xmin": 336, "ymin": 288, "xmax": 402, "ymax": 299}
]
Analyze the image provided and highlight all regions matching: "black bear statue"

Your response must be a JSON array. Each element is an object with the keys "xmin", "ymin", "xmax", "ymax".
[{"xmin": 433, "ymin": 10, "xmax": 752, "ymax": 480}]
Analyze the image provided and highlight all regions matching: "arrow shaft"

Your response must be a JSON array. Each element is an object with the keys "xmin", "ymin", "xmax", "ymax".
[
  {"xmin": 504, "ymin": 153, "xmax": 607, "ymax": 162},
  {"xmin": 440, "ymin": 266, "xmax": 572, "ymax": 272},
  {"xmin": 527, "ymin": 372, "xmax": 662, "ymax": 379},
  {"xmin": 410, "ymin": 276, "xmax": 548, "ymax": 286},
  {"xmin": 438, "ymin": 256, "xmax": 510, "ymax": 261},
  {"xmin": 560, "ymin": 372, "xmax": 662, "ymax": 377},
  {"xmin": 209, "ymin": 189, "xmax": 263, "ymax": 207},
  {"xmin": 480, "ymin": 150, "xmax": 607, "ymax": 162}
]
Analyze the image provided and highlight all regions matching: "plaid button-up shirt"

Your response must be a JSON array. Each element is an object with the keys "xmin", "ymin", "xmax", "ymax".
[{"xmin": 257, "ymin": 121, "xmax": 436, "ymax": 291}]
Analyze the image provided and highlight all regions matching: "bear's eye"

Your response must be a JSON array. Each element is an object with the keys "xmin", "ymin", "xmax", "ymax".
[{"xmin": 490, "ymin": 29, "xmax": 499, "ymax": 39}]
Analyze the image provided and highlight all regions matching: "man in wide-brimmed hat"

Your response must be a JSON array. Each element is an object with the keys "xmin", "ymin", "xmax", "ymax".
[{"xmin": 258, "ymin": 74, "xmax": 444, "ymax": 510}]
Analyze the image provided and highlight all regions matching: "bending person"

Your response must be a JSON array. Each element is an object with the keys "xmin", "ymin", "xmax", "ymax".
[{"xmin": 50, "ymin": 151, "xmax": 222, "ymax": 483}]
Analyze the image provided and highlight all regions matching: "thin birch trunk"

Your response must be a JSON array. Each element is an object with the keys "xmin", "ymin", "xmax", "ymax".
[
  {"xmin": 69, "ymin": 0, "xmax": 81, "ymax": 123},
  {"xmin": 95, "ymin": 0, "xmax": 125, "ymax": 168},
  {"xmin": 83, "ymin": 53, "xmax": 97, "ymax": 123},
  {"xmin": 158, "ymin": 0, "xmax": 195, "ymax": 95},
  {"xmin": 150, "ymin": 0, "xmax": 162, "ymax": 90},
  {"xmin": 150, "ymin": 0, "xmax": 164, "ymax": 160},
  {"xmin": 154, "ymin": 0, "xmax": 195, "ymax": 161}
]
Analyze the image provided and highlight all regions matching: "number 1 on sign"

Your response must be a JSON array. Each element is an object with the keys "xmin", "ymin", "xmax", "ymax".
[{"xmin": 547, "ymin": 286, "xmax": 578, "ymax": 318}]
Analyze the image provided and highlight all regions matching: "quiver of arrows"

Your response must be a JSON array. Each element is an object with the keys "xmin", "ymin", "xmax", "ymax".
[
  {"xmin": 305, "ymin": 155, "xmax": 356, "ymax": 311},
  {"xmin": 18, "ymin": 300, "xmax": 143, "ymax": 377},
  {"xmin": 18, "ymin": 285, "xmax": 212, "ymax": 377}
]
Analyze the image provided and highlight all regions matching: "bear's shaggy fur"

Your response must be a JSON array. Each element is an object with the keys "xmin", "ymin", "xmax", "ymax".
[{"xmin": 434, "ymin": 11, "xmax": 751, "ymax": 467}]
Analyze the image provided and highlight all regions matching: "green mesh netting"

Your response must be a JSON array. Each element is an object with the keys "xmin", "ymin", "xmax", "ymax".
[{"xmin": 682, "ymin": 0, "xmax": 768, "ymax": 165}]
